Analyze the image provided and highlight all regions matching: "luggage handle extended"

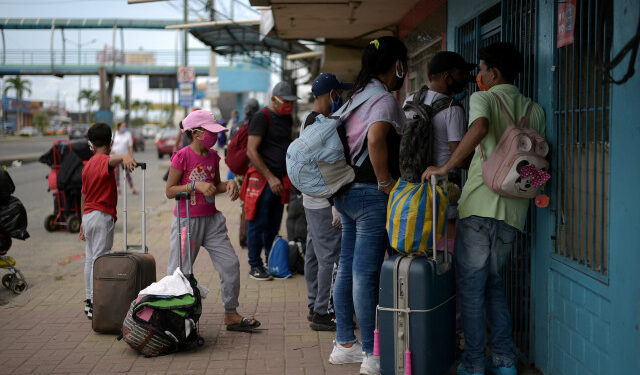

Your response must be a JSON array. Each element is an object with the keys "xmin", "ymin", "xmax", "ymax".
[
  {"xmin": 175, "ymin": 192, "xmax": 193, "ymax": 275},
  {"xmin": 123, "ymin": 162, "xmax": 147, "ymax": 254},
  {"xmin": 431, "ymin": 174, "xmax": 449, "ymax": 265}
]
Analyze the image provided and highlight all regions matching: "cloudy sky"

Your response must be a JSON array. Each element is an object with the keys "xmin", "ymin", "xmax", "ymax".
[{"xmin": 1, "ymin": 0, "xmax": 260, "ymax": 114}]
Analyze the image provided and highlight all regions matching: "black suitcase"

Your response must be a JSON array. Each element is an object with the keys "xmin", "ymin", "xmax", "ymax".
[
  {"xmin": 93, "ymin": 163, "xmax": 156, "ymax": 333},
  {"xmin": 377, "ymin": 175, "xmax": 456, "ymax": 375}
]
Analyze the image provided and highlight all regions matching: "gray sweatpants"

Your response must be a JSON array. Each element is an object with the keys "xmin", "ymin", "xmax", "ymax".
[
  {"xmin": 167, "ymin": 212, "xmax": 240, "ymax": 314},
  {"xmin": 304, "ymin": 207, "xmax": 341, "ymax": 315},
  {"xmin": 83, "ymin": 210, "xmax": 114, "ymax": 301}
]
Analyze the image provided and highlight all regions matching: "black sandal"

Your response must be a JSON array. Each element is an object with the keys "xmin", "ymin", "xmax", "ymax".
[{"xmin": 226, "ymin": 317, "xmax": 261, "ymax": 332}]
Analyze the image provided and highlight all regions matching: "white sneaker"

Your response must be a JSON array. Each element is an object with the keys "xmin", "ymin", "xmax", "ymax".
[
  {"xmin": 328, "ymin": 340, "xmax": 364, "ymax": 364},
  {"xmin": 360, "ymin": 353, "xmax": 380, "ymax": 375}
]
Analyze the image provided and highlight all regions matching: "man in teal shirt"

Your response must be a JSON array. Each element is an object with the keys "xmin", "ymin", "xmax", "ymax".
[{"xmin": 422, "ymin": 42, "xmax": 545, "ymax": 375}]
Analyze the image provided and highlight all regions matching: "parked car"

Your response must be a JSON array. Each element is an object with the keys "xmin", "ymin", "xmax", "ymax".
[
  {"xmin": 142, "ymin": 124, "xmax": 157, "ymax": 139},
  {"xmin": 69, "ymin": 124, "xmax": 89, "ymax": 140},
  {"xmin": 130, "ymin": 128, "xmax": 145, "ymax": 152},
  {"xmin": 17, "ymin": 127, "xmax": 41, "ymax": 137},
  {"xmin": 156, "ymin": 128, "xmax": 177, "ymax": 159}
]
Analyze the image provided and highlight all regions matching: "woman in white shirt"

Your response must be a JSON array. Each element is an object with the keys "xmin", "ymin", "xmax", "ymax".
[{"xmin": 111, "ymin": 122, "xmax": 139, "ymax": 194}]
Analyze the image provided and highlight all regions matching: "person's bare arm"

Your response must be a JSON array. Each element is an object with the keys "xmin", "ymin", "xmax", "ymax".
[
  {"xmin": 448, "ymin": 141, "xmax": 472, "ymax": 169},
  {"xmin": 79, "ymin": 194, "xmax": 86, "ymax": 241},
  {"xmin": 214, "ymin": 166, "xmax": 239, "ymax": 200},
  {"xmin": 247, "ymin": 134, "xmax": 283, "ymax": 196},
  {"xmin": 367, "ymin": 121, "xmax": 393, "ymax": 194},
  {"xmin": 109, "ymin": 154, "xmax": 137, "ymax": 171},
  {"xmin": 422, "ymin": 117, "xmax": 489, "ymax": 182},
  {"xmin": 165, "ymin": 167, "xmax": 215, "ymax": 199}
]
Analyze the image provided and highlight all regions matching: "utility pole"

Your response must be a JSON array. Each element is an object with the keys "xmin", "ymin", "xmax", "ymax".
[{"xmin": 183, "ymin": 0, "xmax": 188, "ymax": 117}]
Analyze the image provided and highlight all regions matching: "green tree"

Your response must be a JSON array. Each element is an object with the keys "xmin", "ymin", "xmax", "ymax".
[
  {"xmin": 78, "ymin": 89, "xmax": 94, "ymax": 122},
  {"xmin": 141, "ymin": 100, "xmax": 153, "ymax": 123},
  {"xmin": 131, "ymin": 99, "xmax": 141, "ymax": 119},
  {"xmin": 3, "ymin": 76, "xmax": 32, "ymax": 131},
  {"xmin": 33, "ymin": 113, "xmax": 49, "ymax": 133},
  {"xmin": 112, "ymin": 94, "xmax": 123, "ymax": 115}
]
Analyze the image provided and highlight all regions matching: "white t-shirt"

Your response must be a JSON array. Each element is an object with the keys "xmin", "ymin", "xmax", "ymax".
[
  {"xmin": 112, "ymin": 130, "xmax": 133, "ymax": 156},
  {"xmin": 403, "ymin": 90, "xmax": 466, "ymax": 166}
]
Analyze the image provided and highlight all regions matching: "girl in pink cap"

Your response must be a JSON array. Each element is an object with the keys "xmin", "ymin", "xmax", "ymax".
[{"xmin": 165, "ymin": 109, "xmax": 260, "ymax": 332}]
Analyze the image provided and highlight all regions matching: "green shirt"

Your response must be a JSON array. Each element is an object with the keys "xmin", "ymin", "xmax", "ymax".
[{"xmin": 457, "ymin": 84, "xmax": 546, "ymax": 231}]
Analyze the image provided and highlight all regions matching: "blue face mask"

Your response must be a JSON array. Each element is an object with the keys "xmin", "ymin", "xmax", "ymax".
[
  {"xmin": 454, "ymin": 89, "xmax": 468, "ymax": 102},
  {"xmin": 330, "ymin": 94, "xmax": 343, "ymax": 114}
]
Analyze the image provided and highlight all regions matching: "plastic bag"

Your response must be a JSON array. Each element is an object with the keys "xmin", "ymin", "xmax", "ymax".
[
  {"xmin": 0, "ymin": 196, "xmax": 29, "ymax": 240},
  {"xmin": 0, "ymin": 167, "xmax": 15, "ymax": 200},
  {"xmin": 268, "ymin": 236, "xmax": 292, "ymax": 278}
]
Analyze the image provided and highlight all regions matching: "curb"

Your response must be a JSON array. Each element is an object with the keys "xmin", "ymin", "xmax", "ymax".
[{"xmin": 0, "ymin": 153, "xmax": 41, "ymax": 165}]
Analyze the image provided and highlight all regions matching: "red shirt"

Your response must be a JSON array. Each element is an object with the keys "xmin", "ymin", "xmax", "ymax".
[{"xmin": 82, "ymin": 153, "xmax": 117, "ymax": 221}]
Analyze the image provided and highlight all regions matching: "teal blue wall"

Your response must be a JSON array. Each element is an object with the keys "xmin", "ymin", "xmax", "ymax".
[{"xmin": 608, "ymin": 1, "xmax": 640, "ymax": 373}]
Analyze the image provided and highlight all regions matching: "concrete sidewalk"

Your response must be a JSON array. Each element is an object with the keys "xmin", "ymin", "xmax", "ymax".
[{"xmin": 0, "ymin": 185, "xmax": 362, "ymax": 375}]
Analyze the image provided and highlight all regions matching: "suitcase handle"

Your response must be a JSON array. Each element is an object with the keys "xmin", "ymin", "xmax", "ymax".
[
  {"xmin": 431, "ymin": 175, "xmax": 449, "ymax": 264},
  {"xmin": 175, "ymin": 191, "xmax": 192, "ymax": 274},
  {"xmin": 123, "ymin": 162, "xmax": 147, "ymax": 253}
]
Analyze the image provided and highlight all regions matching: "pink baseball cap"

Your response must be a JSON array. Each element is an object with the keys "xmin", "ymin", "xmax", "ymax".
[{"xmin": 182, "ymin": 110, "xmax": 228, "ymax": 133}]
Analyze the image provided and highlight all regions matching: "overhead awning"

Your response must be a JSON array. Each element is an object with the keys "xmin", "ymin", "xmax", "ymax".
[
  {"xmin": 248, "ymin": 0, "xmax": 421, "ymax": 39},
  {"xmin": 188, "ymin": 23, "xmax": 311, "ymax": 56}
]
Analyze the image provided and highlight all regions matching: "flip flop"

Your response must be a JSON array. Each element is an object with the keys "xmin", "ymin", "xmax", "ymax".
[{"xmin": 226, "ymin": 317, "xmax": 261, "ymax": 332}]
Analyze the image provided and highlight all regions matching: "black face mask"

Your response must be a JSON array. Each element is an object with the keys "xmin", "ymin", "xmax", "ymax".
[{"xmin": 447, "ymin": 75, "xmax": 468, "ymax": 94}]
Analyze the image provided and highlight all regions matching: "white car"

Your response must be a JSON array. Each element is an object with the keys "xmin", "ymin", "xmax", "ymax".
[
  {"xmin": 142, "ymin": 124, "xmax": 157, "ymax": 139},
  {"xmin": 17, "ymin": 127, "xmax": 41, "ymax": 137}
]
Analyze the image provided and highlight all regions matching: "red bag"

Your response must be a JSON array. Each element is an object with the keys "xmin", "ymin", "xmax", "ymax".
[{"xmin": 225, "ymin": 108, "xmax": 270, "ymax": 175}]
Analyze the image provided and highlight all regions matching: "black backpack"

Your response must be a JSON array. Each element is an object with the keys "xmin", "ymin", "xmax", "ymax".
[{"xmin": 400, "ymin": 86, "xmax": 464, "ymax": 183}]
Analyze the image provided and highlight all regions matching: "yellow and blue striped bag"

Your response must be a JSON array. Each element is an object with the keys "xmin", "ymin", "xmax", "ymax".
[{"xmin": 386, "ymin": 179, "xmax": 448, "ymax": 255}]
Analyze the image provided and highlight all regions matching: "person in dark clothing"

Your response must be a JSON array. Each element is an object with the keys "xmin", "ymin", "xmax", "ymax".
[
  {"xmin": 243, "ymin": 82, "xmax": 297, "ymax": 280},
  {"xmin": 303, "ymin": 73, "xmax": 353, "ymax": 332}
]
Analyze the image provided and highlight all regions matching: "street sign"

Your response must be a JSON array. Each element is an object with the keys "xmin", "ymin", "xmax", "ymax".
[
  {"xmin": 177, "ymin": 66, "xmax": 196, "ymax": 108},
  {"xmin": 177, "ymin": 66, "xmax": 196, "ymax": 82},
  {"xmin": 206, "ymin": 77, "xmax": 220, "ymax": 99},
  {"xmin": 178, "ymin": 81, "xmax": 196, "ymax": 108}
]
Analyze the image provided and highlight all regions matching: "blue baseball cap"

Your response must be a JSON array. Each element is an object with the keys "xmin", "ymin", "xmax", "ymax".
[{"xmin": 311, "ymin": 73, "xmax": 354, "ymax": 98}]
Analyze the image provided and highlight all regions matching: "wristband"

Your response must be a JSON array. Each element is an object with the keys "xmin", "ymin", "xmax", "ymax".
[
  {"xmin": 377, "ymin": 178, "xmax": 394, "ymax": 188},
  {"xmin": 191, "ymin": 181, "xmax": 196, "ymax": 192}
]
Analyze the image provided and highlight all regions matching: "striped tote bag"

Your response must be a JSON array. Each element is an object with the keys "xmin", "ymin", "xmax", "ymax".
[{"xmin": 386, "ymin": 179, "xmax": 448, "ymax": 255}]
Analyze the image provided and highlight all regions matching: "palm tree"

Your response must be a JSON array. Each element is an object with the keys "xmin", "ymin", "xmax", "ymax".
[
  {"xmin": 78, "ymin": 89, "xmax": 94, "ymax": 122},
  {"xmin": 142, "ymin": 100, "xmax": 153, "ymax": 122},
  {"xmin": 131, "ymin": 99, "xmax": 141, "ymax": 119},
  {"xmin": 3, "ymin": 76, "xmax": 32, "ymax": 131},
  {"xmin": 112, "ymin": 94, "xmax": 123, "ymax": 116}
]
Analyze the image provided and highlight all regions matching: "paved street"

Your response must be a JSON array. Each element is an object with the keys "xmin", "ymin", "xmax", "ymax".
[
  {"xmin": 0, "ymin": 135, "xmax": 67, "ymax": 160},
  {"xmin": 0, "ymin": 144, "xmax": 364, "ymax": 375}
]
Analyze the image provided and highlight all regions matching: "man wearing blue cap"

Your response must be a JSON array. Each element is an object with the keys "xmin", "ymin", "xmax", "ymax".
[{"xmin": 303, "ymin": 73, "xmax": 353, "ymax": 331}]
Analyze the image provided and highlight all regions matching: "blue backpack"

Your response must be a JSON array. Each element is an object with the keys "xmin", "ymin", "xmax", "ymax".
[
  {"xmin": 286, "ymin": 87, "xmax": 386, "ymax": 198},
  {"xmin": 268, "ymin": 236, "xmax": 292, "ymax": 279}
]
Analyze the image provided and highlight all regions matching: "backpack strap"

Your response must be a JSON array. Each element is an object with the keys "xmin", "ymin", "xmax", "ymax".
[
  {"xmin": 491, "ymin": 92, "xmax": 533, "ymax": 128},
  {"xmin": 333, "ymin": 86, "xmax": 387, "ymax": 119},
  {"xmin": 429, "ymin": 96, "xmax": 457, "ymax": 116},
  {"xmin": 259, "ymin": 108, "xmax": 271, "ymax": 128}
]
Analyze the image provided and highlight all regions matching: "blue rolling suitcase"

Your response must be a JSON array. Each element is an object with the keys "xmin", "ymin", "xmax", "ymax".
[{"xmin": 378, "ymin": 176, "xmax": 456, "ymax": 375}]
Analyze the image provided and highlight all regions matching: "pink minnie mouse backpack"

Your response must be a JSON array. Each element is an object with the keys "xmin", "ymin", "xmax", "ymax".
[{"xmin": 478, "ymin": 93, "xmax": 550, "ymax": 199}]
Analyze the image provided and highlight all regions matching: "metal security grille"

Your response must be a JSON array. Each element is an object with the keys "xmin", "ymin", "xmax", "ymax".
[
  {"xmin": 554, "ymin": 0, "xmax": 611, "ymax": 279},
  {"xmin": 455, "ymin": 0, "xmax": 537, "ymax": 362},
  {"xmin": 501, "ymin": 0, "xmax": 537, "ymax": 361}
]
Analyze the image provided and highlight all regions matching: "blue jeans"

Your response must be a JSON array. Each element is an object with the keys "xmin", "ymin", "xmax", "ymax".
[
  {"xmin": 246, "ymin": 184, "xmax": 284, "ymax": 268},
  {"xmin": 333, "ymin": 183, "xmax": 388, "ymax": 354},
  {"xmin": 455, "ymin": 215, "xmax": 518, "ymax": 373}
]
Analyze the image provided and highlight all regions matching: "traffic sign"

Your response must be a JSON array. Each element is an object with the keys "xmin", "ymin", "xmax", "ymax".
[
  {"xmin": 177, "ymin": 66, "xmax": 195, "ymax": 82},
  {"xmin": 178, "ymin": 81, "xmax": 195, "ymax": 108}
]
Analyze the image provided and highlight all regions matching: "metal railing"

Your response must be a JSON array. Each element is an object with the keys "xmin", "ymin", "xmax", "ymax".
[{"xmin": 0, "ymin": 49, "xmax": 272, "ymax": 70}]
